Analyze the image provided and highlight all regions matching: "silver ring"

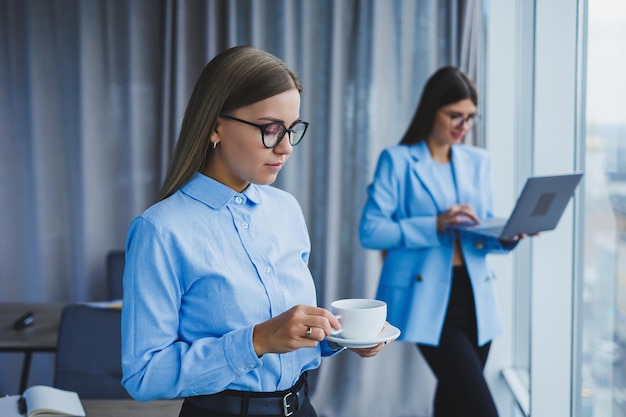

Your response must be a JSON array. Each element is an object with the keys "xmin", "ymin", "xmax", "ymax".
[{"xmin": 306, "ymin": 327, "xmax": 312, "ymax": 338}]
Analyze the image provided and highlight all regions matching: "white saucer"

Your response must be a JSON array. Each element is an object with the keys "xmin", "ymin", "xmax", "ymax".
[{"xmin": 326, "ymin": 324, "xmax": 401, "ymax": 348}]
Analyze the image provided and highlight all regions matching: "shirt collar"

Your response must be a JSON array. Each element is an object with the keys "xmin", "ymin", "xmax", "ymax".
[{"xmin": 180, "ymin": 172, "xmax": 263, "ymax": 208}]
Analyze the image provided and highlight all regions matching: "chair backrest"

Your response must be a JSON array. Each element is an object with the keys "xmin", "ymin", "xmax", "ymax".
[
  {"xmin": 53, "ymin": 304, "xmax": 131, "ymax": 399},
  {"xmin": 106, "ymin": 250, "xmax": 125, "ymax": 300}
]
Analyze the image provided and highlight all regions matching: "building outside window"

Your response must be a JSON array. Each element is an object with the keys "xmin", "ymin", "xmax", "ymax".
[{"xmin": 580, "ymin": 1, "xmax": 626, "ymax": 415}]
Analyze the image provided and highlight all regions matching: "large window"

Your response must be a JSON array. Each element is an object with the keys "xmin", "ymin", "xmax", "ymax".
[{"xmin": 579, "ymin": 1, "xmax": 626, "ymax": 416}]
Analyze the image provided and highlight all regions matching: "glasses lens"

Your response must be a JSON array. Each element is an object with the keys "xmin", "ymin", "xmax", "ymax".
[
  {"xmin": 451, "ymin": 115, "xmax": 476, "ymax": 128},
  {"xmin": 289, "ymin": 121, "xmax": 308, "ymax": 146},
  {"xmin": 262, "ymin": 123, "xmax": 287, "ymax": 148}
]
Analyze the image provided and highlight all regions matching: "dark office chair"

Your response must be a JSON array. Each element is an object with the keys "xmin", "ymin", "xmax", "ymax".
[
  {"xmin": 53, "ymin": 303, "xmax": 131, "ymax": 399},
  {"xmin": 106, "ymin": 250, "xmax": 125, "ymax": 300}
]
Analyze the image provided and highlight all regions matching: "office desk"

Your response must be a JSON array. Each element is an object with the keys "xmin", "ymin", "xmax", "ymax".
[
  {"xmin": 82, "ymin": 399, "xmax": 183, "ymax": 417},
  {"xmin": 0, "ymin": 303, "xmax": 64, "ymax": 393}
]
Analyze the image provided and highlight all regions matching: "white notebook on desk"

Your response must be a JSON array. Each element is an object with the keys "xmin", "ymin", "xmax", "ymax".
[{"xmin": 0, "ymin": 385, "xmax": 85, "ymax": 417}]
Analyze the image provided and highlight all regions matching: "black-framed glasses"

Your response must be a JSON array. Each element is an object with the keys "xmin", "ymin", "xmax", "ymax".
[
  {"xmin": 219, "ymin": 115, "xmax": 309, "ymax": 149},
  {"xmin": 442, "ymin": 111, "xmax": 480, "ymax": 129}
]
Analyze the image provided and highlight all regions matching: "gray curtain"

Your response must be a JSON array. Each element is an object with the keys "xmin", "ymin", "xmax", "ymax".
[{"xmin": 0, "ymin": 1, "xmax": 484, "ymax": 415}]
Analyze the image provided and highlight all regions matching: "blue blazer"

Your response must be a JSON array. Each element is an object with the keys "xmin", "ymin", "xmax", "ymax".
[{"xmin": 359, "ymin": 142, "xmax": 515, "ymax": 346}]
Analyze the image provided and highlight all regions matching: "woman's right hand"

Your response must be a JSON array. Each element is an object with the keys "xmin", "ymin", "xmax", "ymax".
[
  {"xmin": 252, "ymin": 305, "xmax": 341, "ymax": 356},
  {"xmin": 437, "ymin": 204, "xmax": 480, "ymax": 231}
]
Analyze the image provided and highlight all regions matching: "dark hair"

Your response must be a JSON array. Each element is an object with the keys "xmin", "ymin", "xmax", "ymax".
[
  {"xmin": 399, "ymin": 67, "xmax": 477, "ymax": 145},
  {"xmin": 159, "ymin": 46, "xmax": 302, "ymax": 201}
]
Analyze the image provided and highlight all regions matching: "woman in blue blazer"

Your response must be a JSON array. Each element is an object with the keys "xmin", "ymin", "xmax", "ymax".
[{"xmin": 359, "ymin": 67, "xmax": 521, "ymax": 417}]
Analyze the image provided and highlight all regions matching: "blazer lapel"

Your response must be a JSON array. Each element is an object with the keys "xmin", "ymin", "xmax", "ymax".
[{"xmin": 410, "ymin": 142, "xmax": 447, "ymax": 212}]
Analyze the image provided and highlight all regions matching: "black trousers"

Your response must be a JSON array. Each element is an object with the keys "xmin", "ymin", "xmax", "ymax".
[
  {"xmin": 417, "ymin": 266, "xmax": 499, "ymax": 417},
  {"xmin": 178, "ymin": 395, "xmax": 317, "ymax": 417}
]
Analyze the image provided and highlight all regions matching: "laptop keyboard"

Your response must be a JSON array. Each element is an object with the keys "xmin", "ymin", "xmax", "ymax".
[{"xmin": 473, "ymin": 226, "xmax": 503, "ymax": 237}]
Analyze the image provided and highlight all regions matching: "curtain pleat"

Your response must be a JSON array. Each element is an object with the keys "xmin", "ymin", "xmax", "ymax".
[{"xmin": 0, "ymin": 1, "xmax": 484, "ymax": 414}]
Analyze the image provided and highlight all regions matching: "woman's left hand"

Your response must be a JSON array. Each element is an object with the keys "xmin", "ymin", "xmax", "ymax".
[
  {"xmin": 499, "ymin": 232, "xmax": 539, "ymax": 244},
  {"xmin": 348, "ymin": 341, "xmax": 389, "ymax": 358}
]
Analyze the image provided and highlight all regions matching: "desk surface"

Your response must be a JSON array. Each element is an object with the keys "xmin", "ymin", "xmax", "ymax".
[
  {"xmin": 0, "ymin": 303, "xmax": 64, "ymax": 352},
  {"xmin": 82, "ymin": 399, "xmax": 184, "ymax": 417}
]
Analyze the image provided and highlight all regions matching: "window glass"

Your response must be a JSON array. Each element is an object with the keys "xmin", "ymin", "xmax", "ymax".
[{"xmin": 581, "ymin": 1, "xmax": 626, "ymax": 415}]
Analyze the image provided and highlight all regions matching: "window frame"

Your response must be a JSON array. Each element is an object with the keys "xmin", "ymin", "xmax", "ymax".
[{"xmin": 485, "ymin": 0, "xmax": 585, "ymax": 416}]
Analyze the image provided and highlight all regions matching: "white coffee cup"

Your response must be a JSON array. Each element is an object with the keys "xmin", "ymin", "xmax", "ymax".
[{"xmin": 330, "ymin": 298, "xmax": 387, "ymax": 340}]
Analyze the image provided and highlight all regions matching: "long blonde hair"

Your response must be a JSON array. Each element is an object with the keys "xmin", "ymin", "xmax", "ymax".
[{"xmin": 158, "ymin": 46, "xmax": 302, "ymax": 201}]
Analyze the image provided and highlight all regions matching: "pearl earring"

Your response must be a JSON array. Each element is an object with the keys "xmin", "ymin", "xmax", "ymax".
[{"xmin": 212, "ymin": 141, "xmax": 218, "ymax": 149}]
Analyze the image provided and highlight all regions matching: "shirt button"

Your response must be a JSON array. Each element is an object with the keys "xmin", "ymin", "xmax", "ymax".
[
  {"xmin": 235, "ymin": 196, "xmax": 243, "ymax": 204},
  {"xmin": 264, "ymin": 266, "xmax": 271, "ymax": 273},
  {"xmin": 241, "ymin": 222, "xmax": 249, "ymax": 229}
]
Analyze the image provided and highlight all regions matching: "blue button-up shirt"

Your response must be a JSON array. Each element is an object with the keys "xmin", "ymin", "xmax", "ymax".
[{"xmin": 121, "ymin": 173, "xmax": 336, "ymax": 401}]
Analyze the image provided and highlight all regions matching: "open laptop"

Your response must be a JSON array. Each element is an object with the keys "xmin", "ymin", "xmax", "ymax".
[{"xmin": 455, "ymin": 173, "xmax": 583, "ymax": 240}]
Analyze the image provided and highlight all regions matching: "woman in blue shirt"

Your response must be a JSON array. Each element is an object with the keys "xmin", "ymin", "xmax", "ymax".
[
  {"xmin": 121, "ymin": 46, "xmax": 385, "ymax": 417},
  {"xmin": 359, "ymin": 67, "xmax": 524, "ymax": 417}
]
